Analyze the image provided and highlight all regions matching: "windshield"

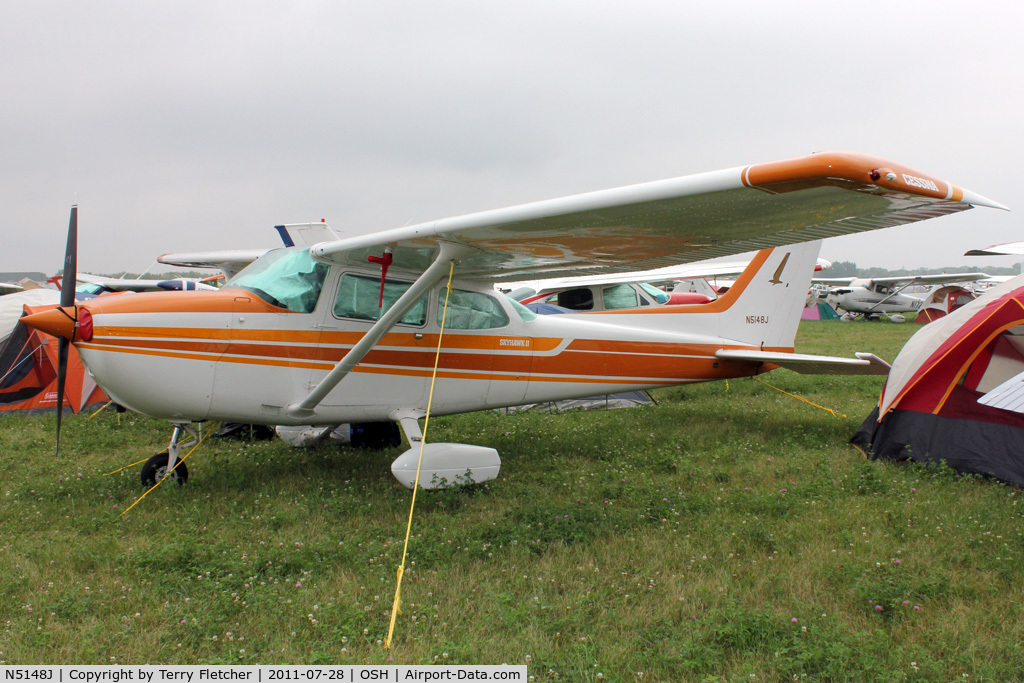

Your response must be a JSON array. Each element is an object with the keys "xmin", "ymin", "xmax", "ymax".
[{"xmin": 227, "ymin": 247, "xmax": 328, "ymax": 313}]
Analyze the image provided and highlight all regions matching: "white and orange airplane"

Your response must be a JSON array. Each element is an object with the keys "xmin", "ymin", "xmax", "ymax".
[{"xmin": 23, "ymin": 151, "xmax": 1006, "ymax": 488}]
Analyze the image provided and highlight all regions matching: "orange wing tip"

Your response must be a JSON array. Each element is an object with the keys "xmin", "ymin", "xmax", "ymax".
[{"xmin": 742, "ymin": 151, "xmax": 1007, "ymax": 210}]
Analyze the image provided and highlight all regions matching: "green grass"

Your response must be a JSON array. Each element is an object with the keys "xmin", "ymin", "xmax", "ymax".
[{"xmin": 3, "ymin": 319, "xmax": 1024, "ymax": 680}]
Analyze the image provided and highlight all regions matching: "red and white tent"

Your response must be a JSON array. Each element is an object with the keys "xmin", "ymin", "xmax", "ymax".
[
  {"xmin": 853, "ymin": 275, "xmax": 1024, "ymax": 486},
  {"xmin": 913, "ymin": 285, "xmax": 977, "ymax": 324}
]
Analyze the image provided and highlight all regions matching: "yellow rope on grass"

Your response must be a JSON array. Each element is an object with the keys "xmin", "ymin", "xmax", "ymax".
[
  {"xmin": 119, "ymin": 423, "xmax": 218, "ymax": 518},
  {"xmin": 106, "ymin": 458, "xmax": 151, "ymax": 476},
  {"xmin": 384, "ymin": 262, "xmax": 455, "ymax": 651},
  {"xmin": 751, "ymin": 377, "xmax": 846, "ymax": 418},
  {"xmin": 87, "ymin": 400, "xmax": 114, "ymax": 420}
]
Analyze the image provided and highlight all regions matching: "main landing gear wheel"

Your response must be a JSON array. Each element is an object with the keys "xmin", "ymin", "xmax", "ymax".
[
  {"xmin": 350, "ymin": 421, "xmax": 402, "ymax": 450},
  {"xmin": 141, "ymin": 451, "xmax": 189, "ymax": 487}
]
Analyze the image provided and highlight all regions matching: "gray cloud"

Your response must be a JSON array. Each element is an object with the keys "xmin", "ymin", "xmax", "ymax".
[{"xmin": 2, "ymin": 1, "xmax": 1020, "ymax": 274}]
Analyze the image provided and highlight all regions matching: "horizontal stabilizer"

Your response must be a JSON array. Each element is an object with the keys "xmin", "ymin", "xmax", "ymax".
[
  {"xmin": 978, "ymin": 371, "xmax": 1024, "ymax": 414},
  {"xmin": 715, "ymin": 349, "xmax": 890, "ymax": 375}
]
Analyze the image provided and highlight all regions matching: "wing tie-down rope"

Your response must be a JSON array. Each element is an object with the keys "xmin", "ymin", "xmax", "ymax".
[
  {"xmin": 752, "ymin": 377, "xmax": 846, "ymax": 418},
  {"xmin": 385, "ymin": 261, "xmax": 456, "ymax": 651}
]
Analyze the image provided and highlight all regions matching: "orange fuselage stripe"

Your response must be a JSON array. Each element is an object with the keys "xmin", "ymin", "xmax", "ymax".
[{"xmin": 80, "ymin": 327, "xmax": 771, "ymax": 384}]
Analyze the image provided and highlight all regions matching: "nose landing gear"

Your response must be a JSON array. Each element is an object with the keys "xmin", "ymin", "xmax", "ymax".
[{"xmin": 141, "ymin": 424, "xmax": 196, "ymax": 487}]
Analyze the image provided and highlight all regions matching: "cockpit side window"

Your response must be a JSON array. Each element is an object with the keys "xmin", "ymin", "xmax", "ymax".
[
  {"xmin": 227, "ymin": 247, "xmax": 328, "ymax": 313},
  {"xmin": 333, "ymin": 273, "xmax": 427, "ymax": 326}
]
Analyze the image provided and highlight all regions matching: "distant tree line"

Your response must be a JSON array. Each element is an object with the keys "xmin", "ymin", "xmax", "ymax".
[{"xmin": 820, "ymin": 260, "xmax": 1023, "ymax": 278}]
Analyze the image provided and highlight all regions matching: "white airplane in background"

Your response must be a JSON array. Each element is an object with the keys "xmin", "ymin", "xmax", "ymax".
[
  {"xmin": 23, "ymin": 151, "xmax": 1006, "ymax": 489},
  {"xmin": 508, "ymin": 258, "xmax": 833, "ymax": 311},
  {"xmin": 157, "ymin": 220, "xmax": 343, "ymax": 277},
  {"xmin": 818, "ymin": 272, "xmax": 991, "ymax": 321},
  {"xmin": 74, "ymin": 273, "xmax": 223, "ymax": 294}
]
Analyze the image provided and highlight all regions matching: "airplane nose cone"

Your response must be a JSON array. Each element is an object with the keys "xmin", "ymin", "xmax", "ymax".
[{"xmin": 21, "ymin": 306, "xmax": 80, "ymax": 341}]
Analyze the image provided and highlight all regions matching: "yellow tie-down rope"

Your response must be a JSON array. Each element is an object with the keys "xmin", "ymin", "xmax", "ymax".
[
  {"xmin": 384, "ymin": 262, "xmax": 456, "ymax": 651},
  {"xmin": 87, "ymin": 400, "xmax": 114, "ymax": 420},
  {"xmin": 752, "ymin": 377, "xmax": 846, "ymax": 418}
]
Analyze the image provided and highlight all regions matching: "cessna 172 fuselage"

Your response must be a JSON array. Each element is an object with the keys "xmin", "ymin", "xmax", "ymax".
[{"xmin": 23, "ymin": 151, "xmax": 1006, "ymax": 488}]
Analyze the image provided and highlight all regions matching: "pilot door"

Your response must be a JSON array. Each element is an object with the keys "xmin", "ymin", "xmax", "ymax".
[
  {"xmin": 209, "ymin": 292, "xmax": 320, "ymax": 423},
  {"xmin": 311, "ymin": 272, "xmax": 431, "ymax": 419}
]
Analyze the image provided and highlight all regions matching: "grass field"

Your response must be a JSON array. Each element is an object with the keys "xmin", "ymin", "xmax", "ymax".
[{"xmin": 3, "ymin": 320, "xmax": 1024, "ymax": 680}]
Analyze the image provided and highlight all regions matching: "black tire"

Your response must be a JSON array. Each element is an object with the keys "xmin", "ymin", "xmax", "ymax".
[
  {"xmin": 140, "ymin": 451, "xmax": 189, "ymax": 487},
  {"xmin": 350, "ymin": 422, "xmax": 402, "ymax": 450}
]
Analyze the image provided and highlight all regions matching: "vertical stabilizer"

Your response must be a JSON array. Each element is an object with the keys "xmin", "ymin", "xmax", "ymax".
[{"xmin": 714, "ymin": 240, "xmax": 821, "ymax": 350}]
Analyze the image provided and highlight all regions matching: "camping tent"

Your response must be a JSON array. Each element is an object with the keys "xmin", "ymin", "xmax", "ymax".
[
  {"xmin": 1, "ymin": 289, "xmax": 59, "ymax": 344},
  {"xmin": 0, "ymin": 304, "xmax": 107, "ymax": 415},
  {"xmin": 914, "ymin": 285, "xmax": 976, "ymax": 324},
  {"xmin": 801, "ymin": 301, "xmax": 840, "ymax": 320},
  {"xmin": 852, "ymin": 275, "xmax": 1024, "ymax": 486}
]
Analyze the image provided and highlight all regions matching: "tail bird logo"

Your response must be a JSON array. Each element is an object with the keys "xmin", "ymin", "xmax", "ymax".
[{"xmin": 769, "ymin": 252, "xmax": 791, "ymax": 285}]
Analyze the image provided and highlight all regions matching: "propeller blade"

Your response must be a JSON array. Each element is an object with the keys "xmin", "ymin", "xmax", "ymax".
[
  {"xmin": 55, "ymin": 205, "xmax": 78, "ymax": 455},
  {"xmin": 61, "ymin": 206, "xmax": 78, "ymax": 308},
  {"xmin": 55, "ymin": 337, "xmax": 69, "ymax": 456}
]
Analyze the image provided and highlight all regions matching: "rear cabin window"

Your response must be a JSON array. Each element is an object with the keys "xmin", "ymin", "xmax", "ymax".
[
  {"xmin": 333, "ymin": 273, "xmax": 427, "ymax": 326},
  {"xmin": 602, "ymin": 284, "xmax": 639, "ymax": 310},
  {"xmin": 440, "ymin": 290, "xmax": 510, "ymax": 329},
  {"xmin": 228, "ymin": 247, "xmax": 328, "ymax": 313}
]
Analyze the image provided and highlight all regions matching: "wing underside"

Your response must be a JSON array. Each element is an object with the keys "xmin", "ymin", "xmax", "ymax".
[{"xmin": 310, "ymin": 151, "xmax": 1005, "ymax": 282}]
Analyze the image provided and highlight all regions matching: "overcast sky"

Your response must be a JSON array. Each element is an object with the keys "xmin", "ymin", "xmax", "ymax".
[{"xmin": 2, "ymin": 1, "xmax": 1021, "ymax": 275}]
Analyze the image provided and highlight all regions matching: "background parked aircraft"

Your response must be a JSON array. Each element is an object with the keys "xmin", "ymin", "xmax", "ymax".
[
  {"xmin": 509, "ymin": 258, "xmax": 833, "ymax": 312},
  {"xmin": 818, "ymin": 273, "xmax": 990, "ymax": 322}
]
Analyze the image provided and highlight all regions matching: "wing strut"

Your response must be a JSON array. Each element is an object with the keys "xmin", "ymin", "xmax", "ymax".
[
  {"xmin": 285, "ymin": 241, "xmax": 476, "ymax": 419},
  {"xmin": 865, "ymin": 279, "xmax": 923, "ymax": 312}
]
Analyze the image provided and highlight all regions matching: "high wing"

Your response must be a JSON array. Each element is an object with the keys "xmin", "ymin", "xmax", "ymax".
[
  {"xmin": 815, "ymin": 273, "xmax": 990, "ymax": 288},
  {"xmin": 157, "ymin": 249, "xmax": 271, "ymax": 279},
  {"xmin": 866, "ymin": 273, "xmax": 991, "ymax": 288},
  {"xmin": 966, "ymin": 242, "xmax": 1024, "ymax": 257},
  {"xmin": 813, "ymin": 276, "xmax": 857, "ymax": 286},
  {"xmin": 309, "ymin": 151, "xmax": 1006, "ymax": 280}
]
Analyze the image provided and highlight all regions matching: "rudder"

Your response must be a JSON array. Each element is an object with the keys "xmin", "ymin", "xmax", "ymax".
[{"xmin": 714, "ymin": 240, "xmax": 822, "ymax": 350}]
